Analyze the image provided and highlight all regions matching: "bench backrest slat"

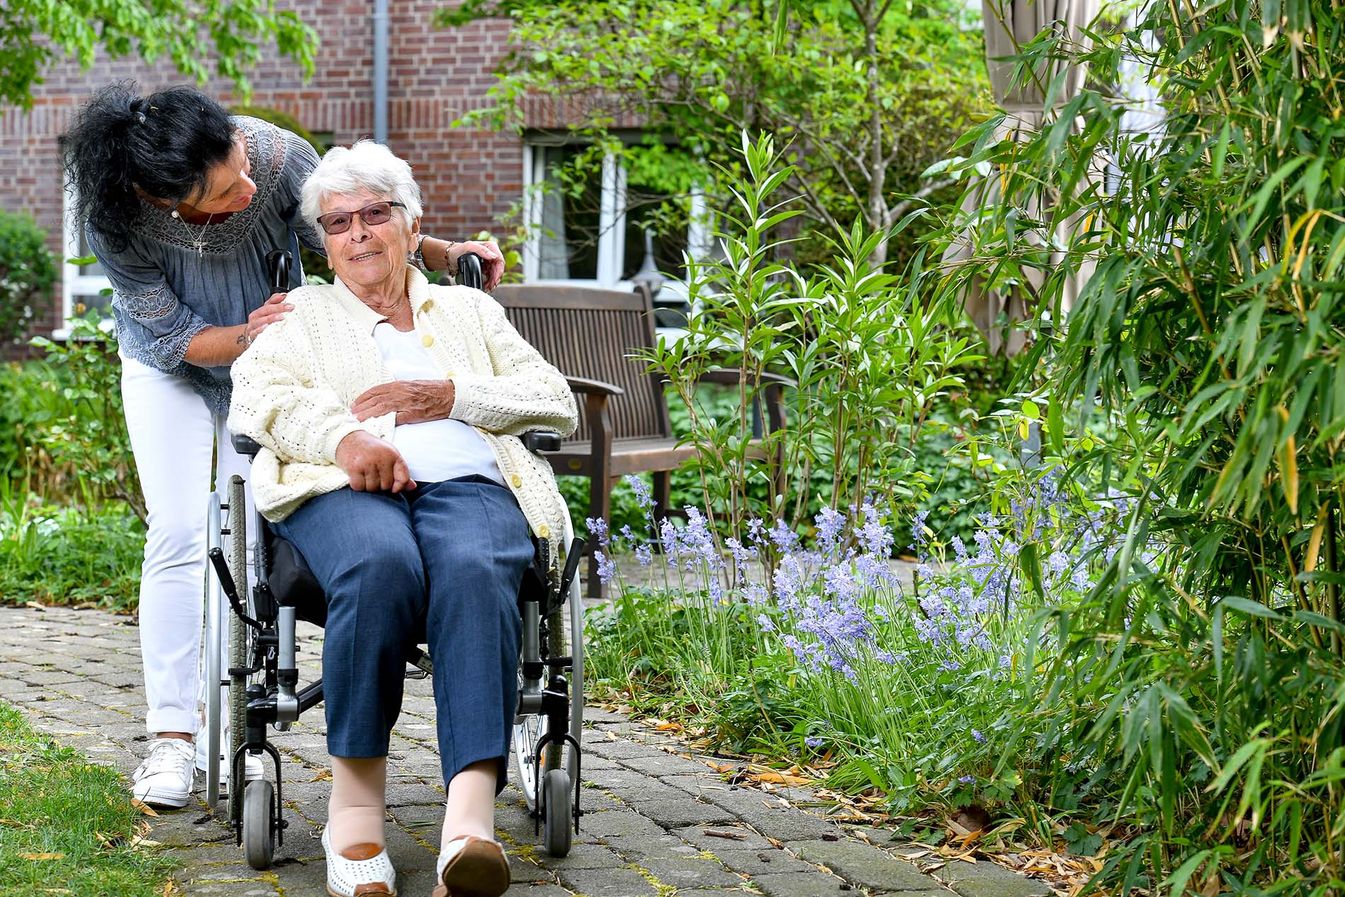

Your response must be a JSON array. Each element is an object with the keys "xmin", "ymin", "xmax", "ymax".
[{"xmin": 492, "ymin": 285, "xmax": 670, "ymax": 442}]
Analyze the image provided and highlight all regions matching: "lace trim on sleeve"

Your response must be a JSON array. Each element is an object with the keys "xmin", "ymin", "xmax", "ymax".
[{"xmin": 118, "ymin": 285, "xmax": 176, "ymax": 321}]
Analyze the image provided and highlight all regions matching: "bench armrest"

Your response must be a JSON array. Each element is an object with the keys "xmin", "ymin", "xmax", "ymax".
[
  {"xmin": 567, "ymin": 376, "xmax": 625, "ymax": 397},
  {"xmin": 694, "ymin": 368, "xmax": 795, "ymax": 389}
]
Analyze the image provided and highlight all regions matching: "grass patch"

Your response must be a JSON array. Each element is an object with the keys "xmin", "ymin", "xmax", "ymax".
[{"xmin": 0, "ymin": 702, "xmax": 172, "ymax": 895}]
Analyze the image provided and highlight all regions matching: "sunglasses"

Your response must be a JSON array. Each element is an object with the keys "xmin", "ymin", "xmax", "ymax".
[{"xmin": 315, "ymin": 201, "xmax": 407, "ymax": 236}]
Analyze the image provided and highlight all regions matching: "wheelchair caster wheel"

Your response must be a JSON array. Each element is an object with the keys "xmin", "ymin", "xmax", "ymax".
[
  {"xmin": 542, "ymin": 769, "xmax": 572, "ymax": 857},
  {"xmin": 243, "ymin": 779, "xmax": 276, "ymax": 870}
]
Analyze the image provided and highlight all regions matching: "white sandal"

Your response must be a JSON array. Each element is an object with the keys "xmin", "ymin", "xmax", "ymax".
[
  {"xmin": 322, "ymin": 826, "xmax": 397, "ymax": 897},
  {"xmin": 432, "ymin": 835, "xmax": 509, "ymax": 897}
]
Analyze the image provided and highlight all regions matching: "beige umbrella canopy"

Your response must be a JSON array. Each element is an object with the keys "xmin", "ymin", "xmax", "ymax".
[{"xmin": 946, "ymin": 0, "xmax": 1100, "ymax": 356}]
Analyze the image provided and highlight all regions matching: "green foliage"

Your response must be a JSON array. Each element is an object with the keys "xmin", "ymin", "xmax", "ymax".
[
  {"xmin": 644, "ymin": 133, "xmax": 979, "ymax": 543},
  {"xmin": 0, "ymin": 702, "xmax": 171, "ymax": 893},
  {"xmin": 933, "ymin": 1, "xmax": 1345, "ymax": 890},
  {"xmin": 25, "ymin": 312, "xmax": 142, "ymax": 517},
  {"xmin": 444, "ymin": 0, "xmax": 987, "ymax": 265},
  {"xmin": 0, "ymin": 488, "xmax": 143, "ymax": 611},
  {"xmin": 0, "ymin": 211, "xmax": 56, "ymax": 345},
  {"xmin": 0, "ymin": 2, "xmax": 317, "ymax": 107}
]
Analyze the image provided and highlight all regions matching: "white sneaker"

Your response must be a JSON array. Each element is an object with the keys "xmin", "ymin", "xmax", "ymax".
[
  {"xmin": 131, "ymin": 738, "xmax": 197, "ymax": 808},
  {"xmin": 196, "ymin": 738, "xmax": 266, "ymax": 782}
]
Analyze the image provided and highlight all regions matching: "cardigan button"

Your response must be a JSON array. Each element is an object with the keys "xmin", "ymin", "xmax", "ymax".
[
  {"xmin": 537, "ymin": 524, "xmax": 551, "ymax": 539},
  {"xmin": 510, "ymin": 473, "xmax": 524, "ymax": 488},
  {"xmin": 421, "ymin": 334, "xmax": 434, "ymax": 348},
  {"xmin": 421, "ymin": 299, "xmax": 434, "ymax": 312}
]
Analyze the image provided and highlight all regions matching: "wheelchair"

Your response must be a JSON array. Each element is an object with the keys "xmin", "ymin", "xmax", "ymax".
[{"xmin": 199, "ymin": 254, "xmax": 586, "ymax": 870}]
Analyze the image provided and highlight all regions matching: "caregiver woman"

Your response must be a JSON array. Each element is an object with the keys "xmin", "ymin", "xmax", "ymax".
[{"xmin": 62, "ymin": 82, "xmax": 506, "ymax": 810}]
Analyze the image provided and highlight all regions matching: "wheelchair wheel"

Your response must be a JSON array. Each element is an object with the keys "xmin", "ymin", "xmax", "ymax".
[
  {"xmin": 542, "ymin": 769, "xmax": 572, "ymax": 857},
  {"xmin": 226, "ymin": 476, "xmax": 249, "ymax": 825},
  {"xmin": 242, "ymin": 779, "xmax": 276, "ymax": 870},
  {"xmin": 203, "ymin": 491, "xmax": 226, "ymax": 810},
  {"xmin": 511, "ymin": 525, "xmax": 585, "ymax": 812}
]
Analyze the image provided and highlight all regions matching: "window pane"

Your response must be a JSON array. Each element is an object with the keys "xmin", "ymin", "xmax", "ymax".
[
  {"xmin": 537, "ymin": 146, "xmax": 600, "ymax": 280},
  {"xmin": 76, "ymin": 228, "xmax": 105, "ymax": 277},
  {"xmin": 621, "ymin": 189, "xmax": 689, "ymax": 282},
  {"xmin": 71, "ymin": 290, "xmax": 112, "ymax": 317}
]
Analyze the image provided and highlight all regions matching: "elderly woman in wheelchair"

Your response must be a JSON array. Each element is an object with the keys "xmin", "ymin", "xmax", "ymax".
[{"xmin": 227, "ymin": 140, "xmax": 578, "ymax": 897}]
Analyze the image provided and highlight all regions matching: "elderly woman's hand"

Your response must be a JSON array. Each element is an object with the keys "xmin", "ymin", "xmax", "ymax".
[
  {"xmin": 334, "ymin": 431, "xmax": 416, "ymax": 493},
  {"xmin": 351, "ymin": 380, "xmax": 455, "ymax": 424}
]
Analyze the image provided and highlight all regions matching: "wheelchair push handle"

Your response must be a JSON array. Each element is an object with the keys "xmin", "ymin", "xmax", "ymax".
[
  {"xmin": 266, "ymin": 250, "xmax": 292, "ymax": 294},
  {"xmin": 457, "ymin": 252, "xmax": 484, "ymax": 290}
]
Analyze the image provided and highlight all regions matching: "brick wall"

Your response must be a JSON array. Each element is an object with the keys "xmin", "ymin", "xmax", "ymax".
[{"xmin": 1, "ymin": 1, "xmax": 522, "ymax": 337}]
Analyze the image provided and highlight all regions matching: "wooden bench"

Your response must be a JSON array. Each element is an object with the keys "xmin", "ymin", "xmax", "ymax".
[{"xmin": 492, "ymin": 284, "xmax": 787, "ymax": 598}]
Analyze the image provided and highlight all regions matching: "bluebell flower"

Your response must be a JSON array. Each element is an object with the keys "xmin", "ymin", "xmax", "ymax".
[
  {"xmin": 625, "ymin": 474, "xmax": 656, "ymax": 511},
  {"xmin": 805, "ymin": 736, "xmax": 825, "ymax": 748},
  {"xmin": 769, "ymin": 520, "xmax": 800, "ymax": 552},
  {"xmin": 972, "ymin": 729, "xmax": 986, "ymax": 744},
  {"xmin": 815, "ymin": 506, "xmax": 845, "ymax": 554},
  {"xmin": 586, "ymin": 516, "xmax": 610, "ymax": 548},
  {"xmin": 635, "ymin": 544, "xmax": 653, "ymax": 567},
  {"xmin": 958, "ymin": 775, "xmax": 975, "ymax": 784},
  {"xmin": 595, "ymin": 550, "xmax": 617, "ymax": 583}
]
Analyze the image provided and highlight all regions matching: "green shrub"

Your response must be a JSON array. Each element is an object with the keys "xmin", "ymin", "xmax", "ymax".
[
  {"xmin": 0, "ymin": 211, "xmax": 57, "ymax": 344},
  {"xmin": 23, "ymin": 311, "xmax": 142, "ymax": 516},
  {"xmin": 932, "ymin": 2, "xmax": 1345, "ymax": 891},
  {"xmin": 0, "ymin": 488, "xmax": 143, "ymax": 611}
]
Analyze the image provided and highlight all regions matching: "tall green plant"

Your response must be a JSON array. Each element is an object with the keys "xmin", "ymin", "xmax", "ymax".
[
  {"xmin": 936, "ymin": 2, "xmax": 1345, "ymax": 891},
  {"xmin": 645, "ymin": 133, "xmax": 977, "ymax": 547}
]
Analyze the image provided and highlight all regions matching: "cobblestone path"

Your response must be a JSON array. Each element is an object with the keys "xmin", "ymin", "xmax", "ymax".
[{"xmin": 0, "ymin": 606, "xmax": 1045, "ymax": 897}]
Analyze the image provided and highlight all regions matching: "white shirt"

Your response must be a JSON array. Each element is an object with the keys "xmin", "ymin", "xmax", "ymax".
[{"xmin": 371, "ymin": 322, "xmax": 504, "ymax": 486}]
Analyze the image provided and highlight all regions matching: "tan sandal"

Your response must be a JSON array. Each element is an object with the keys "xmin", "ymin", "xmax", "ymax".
[{"xmin": 431, "ymin": 835, "xmax": 510, "ymax": 897}]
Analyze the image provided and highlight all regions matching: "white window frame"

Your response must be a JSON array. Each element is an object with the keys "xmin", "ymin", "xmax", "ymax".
[
  {"xmin": 59, "ymin": 174, "xmax": 112, "ymax": 337},
  {"xmin": 522, "ymin": 139, "xmax": 705, "ymax": 287}
]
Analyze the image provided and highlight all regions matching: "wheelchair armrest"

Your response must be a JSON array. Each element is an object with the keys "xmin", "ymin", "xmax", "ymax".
[
  {"xmin": 521, "ymin": 430, "xmax": 562, "ymax": 454},
  {"xmin": 232, "ymin": 434, "xmax": 263, "ymax": 457}
]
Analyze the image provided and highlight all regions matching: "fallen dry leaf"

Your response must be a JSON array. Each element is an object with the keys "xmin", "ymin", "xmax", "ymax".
[
  {"xmin": 19, "ymin": 852, "xmax": 64, "ymax": 860},
  {"xmin": 130, "ymin": 799, "xmax": 159, "ymax": 817},
  {"xmin": 310, "ymin": 768, "xmax": 333, "ymax": 782}
]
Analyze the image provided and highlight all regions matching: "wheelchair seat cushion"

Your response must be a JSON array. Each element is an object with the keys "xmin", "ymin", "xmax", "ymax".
[{"xmin": 269, "ymin": 537, "xmax": 328, "ymax": 626}]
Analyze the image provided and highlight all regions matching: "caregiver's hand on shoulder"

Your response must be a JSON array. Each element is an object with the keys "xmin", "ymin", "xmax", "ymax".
[
  {"xmin": 334, "ymin": 431, "xmax": 416, "ymax": 493},
  {"xmin": 351, "ymin": 380, "xmax": 455, "ymax": 425}
]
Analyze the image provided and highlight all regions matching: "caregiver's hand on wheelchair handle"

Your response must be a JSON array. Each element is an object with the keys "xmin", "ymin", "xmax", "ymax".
[
  {"xmin": 351, "ymin": 379, "xmax": 455, "ymax": 425},
  {"xmin": 451, "ymin": 240, "xmax": 505, "ymax": 291},
  {"xmin": 334, "ymin": 431, "xmax": 417, "ymax": 493}
]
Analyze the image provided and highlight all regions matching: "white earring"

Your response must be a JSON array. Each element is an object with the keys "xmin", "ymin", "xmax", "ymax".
[{"xmin": 171, "ymin": 208, "xmax": 180, "ymax": 219}]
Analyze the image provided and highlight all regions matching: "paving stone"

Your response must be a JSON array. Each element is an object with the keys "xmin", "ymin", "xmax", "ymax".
[
  {"xmin": 791, "ymin": 839, "xmax": 934, "ymax": 892},
  {"xmin": 581, "ymin": 809, "xmax": 669, "ymax": 838},
  {"xmin": 635, "ymin": 855, "xmax": 743, "ymax": 889},
  {"xmin": 717, "ymin": 801, "xmax": 844, "ymax": 842},
  {"xmin": 0, "ymin": 606, "xmax": 1038, "ymax": 897},
  {"xmin": 713, "ymin": 847, "xmax": 820, "ymax": 877},
  {"xmin": 618, "ymin": 751, "xmax": 711, "ymax": 776},
  {"xmin": 751, "ymin": 870, "xmax": 852, "ymax": 897},
  {"xmin": 935, "ymin": 860, "xmax": 1051, "ymax": 897},
  {"xmin": 629, "ymin": 797, "xmax": 735, "ymax": 827},
  {"xmin": 557, "ymin": 866, "xmax": 660, "ymax": 896},
  {"xmin": 601, "ymin": 832, "xmax": 704, "ymax": 860},
  {"xmin": 532, "ymin": 841, "xmax": 625, "ymax": 870},
  {"xmin": 674, "ymin": 824, "xmax": 776, "ymax": 852},
  {"xmin": 584, "ymin": 737, "xmax": 653, "ymax": 759}
]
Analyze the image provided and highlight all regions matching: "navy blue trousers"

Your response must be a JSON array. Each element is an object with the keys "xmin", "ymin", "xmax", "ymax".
[{"xmin": 274, "ymin": 476, "xmax": 531, "ymax": 791}]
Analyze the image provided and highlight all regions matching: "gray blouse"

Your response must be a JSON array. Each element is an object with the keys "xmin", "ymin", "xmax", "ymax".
[{"xmin": 87, "ymin": 116, "xmax": 324, "ymax": 415}]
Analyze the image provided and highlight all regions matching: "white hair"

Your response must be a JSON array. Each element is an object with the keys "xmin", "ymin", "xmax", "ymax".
[{"xmin": 301, "ymin": 140, "xmax": 423, "ymax": 233}]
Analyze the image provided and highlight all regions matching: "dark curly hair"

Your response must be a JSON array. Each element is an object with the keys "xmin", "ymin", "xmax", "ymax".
[{"xmin": 63, "ymin": 82, "xmax": 237, "ymax": 253}]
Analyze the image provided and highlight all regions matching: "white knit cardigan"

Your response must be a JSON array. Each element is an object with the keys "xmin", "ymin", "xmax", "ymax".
[{"xmin": 227, "ymin": 268, "xmax": 578, "ymax": 550}]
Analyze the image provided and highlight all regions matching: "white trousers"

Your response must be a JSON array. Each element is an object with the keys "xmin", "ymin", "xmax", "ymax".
[{"xmin": 121, "ymin": 355, "xmax": 253, "ymax": 735}]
